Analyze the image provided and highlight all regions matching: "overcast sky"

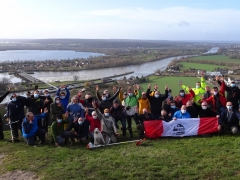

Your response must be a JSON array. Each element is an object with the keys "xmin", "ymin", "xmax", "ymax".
[{"xmin": 1, "ymin": 0, "xmax": 240, "ymax": 41}]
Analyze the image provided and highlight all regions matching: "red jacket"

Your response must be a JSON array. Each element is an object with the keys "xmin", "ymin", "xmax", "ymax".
[
  {"xmin": 205, "ymin": 81, "xmax": 227, "ymax": 112},
  {"xmin": 85, "ymin": 114, "xmax": 101, "ymax": 132},
  {"xmin": 175, "ymin": 89, "xmax": 195, "ymax": 108}
]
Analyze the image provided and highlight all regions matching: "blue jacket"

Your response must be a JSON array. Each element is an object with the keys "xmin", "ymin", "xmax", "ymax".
[
  {"xmin": 56, "ymin": 87, "xmax": 70, "ymax": 113},
  {"xmin": 173, "ymin": 111, "xmax": 191, "ymax": 119},
  {"xmin": 22, "ymin": 113, "xmax": 46, "ymax": 138},
  {"xmin": 67, "ymin": 103, "xmax": 85, "ymax": 122}
]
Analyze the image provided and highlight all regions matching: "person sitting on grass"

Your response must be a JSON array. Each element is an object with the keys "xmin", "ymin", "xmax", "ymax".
[
  {"xmin": 173, "ymin": 105, "xmax": 191, "ymax": 120},
  {"xmin": 22, "ymin": 109, "xmax": 48, "ymax": 146},
  {"xmin": 66, "ymin": 117, "xmax": 88, "ymax": 144},
  {"xmin": 92, "ymin": 101, "xmax": 119, "ymax": 144},
  {"xmin": 51, "ymin": 114, "xmax": 70, "ymax": 147}
]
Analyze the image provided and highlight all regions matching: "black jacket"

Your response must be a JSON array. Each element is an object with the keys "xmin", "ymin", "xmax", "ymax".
[
  {"xmin": 66, "ymin": 121, "xmax": 88, "ymax": 138},
  {"xmin": 218, "ymin": 81, "xmax": 240, "ymax": 110},
  {"xmin": 134, "ymin": 113, "xmax": 153, "ymax": 125},
  {"xmin": 157, "ymin": 115, "xmax": 171, "ymax": 122},
  {"xmin": 39, "ymin": 95, "xmax": 53, "ymax": 111},
  {"xmin": 110, "ymin": 105, "xmax": 125, "ymax": 120},
  {"xmin": 97, "ymin": 89, "xmax": 120, "ymax": 113},
  {"xmin": 186, "ymin": 106, "xmax": 199, "ymax": 118},
  {"xmin": 6, "ymin": 96, "xmax": 26, "ymax": 120},
  {"xmin": 219, "ymin": 109, "xmax": 240, "ymax": 127},
  {"xmin": 26, "ymin": 96, "xmax": 45, "ymax": 115},
  {"xmin": 146, "ymin": 89, "xmax": 168, "ymax": 114},
  {"xmin": 193, "ymin": 103, "xmax": 217, "ymax": 118}
]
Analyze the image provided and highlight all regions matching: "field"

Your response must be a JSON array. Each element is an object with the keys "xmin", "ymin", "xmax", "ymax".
[
  {"xmin": 140, "ymin": 76, "xmax": 212, "ymax": 96},
  {"xmin": 190, "ymin": 55, "xmax": 240, "ymax": 64},
  {"xmin": 1, "ymin": 131, "xmax": 240, "ymax": 179},
  {"xmin": 179, "ymin": 62, "xmax": 227, "ymax": 71}
]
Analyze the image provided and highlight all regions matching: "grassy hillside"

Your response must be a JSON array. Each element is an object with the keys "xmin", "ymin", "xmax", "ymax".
[
  {"xmin": 1, "ymin": 131, "xmax": 240, "ymax": 180},
  {"xmin": 179, "ymin": 62, "xmax": 227, "ymax": 71},
  {"xmin": 140, "ymin": 76, "xmax": 212, "ymax": 96},
  {"xmin": 190, "ymin": 55, "xmax": 240, "ymax": 64}
]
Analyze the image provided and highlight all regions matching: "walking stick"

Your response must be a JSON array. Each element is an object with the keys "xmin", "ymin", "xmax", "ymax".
[
  {"xmin": 87, "ymin": 138, "xmax": 146, "ymax": 149},
  {"xmin": 6, "ymin": 120, "xmax": 19, "ymax": 140}
]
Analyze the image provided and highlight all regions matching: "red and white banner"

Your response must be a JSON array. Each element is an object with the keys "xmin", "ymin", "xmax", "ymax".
[{"xmin": 144, "ymin": 118, "xmax": 218, "ymax": 138}]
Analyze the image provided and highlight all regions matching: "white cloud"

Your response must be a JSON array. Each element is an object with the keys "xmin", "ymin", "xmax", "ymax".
[{"xmin": 1, "ymin": 5, "xmax": 240, "ymax": 40}]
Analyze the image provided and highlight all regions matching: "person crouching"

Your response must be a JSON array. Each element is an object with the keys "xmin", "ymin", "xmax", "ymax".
[
  {"xmin": 51, "ymin": 114, "xmax": 70, "ymax": 147},
  {"xmin": 22, "ymin": 109, "xmax": 48, "ymax": 146},
  {"xmin": 67, "ymin": 117, "xmax": 88, "ymax": 144}
]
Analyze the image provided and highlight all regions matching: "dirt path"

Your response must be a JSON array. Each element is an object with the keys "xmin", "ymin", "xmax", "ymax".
[{"xmin": 0, "ymin": 154, "xmax": 39, "ymax": 180}]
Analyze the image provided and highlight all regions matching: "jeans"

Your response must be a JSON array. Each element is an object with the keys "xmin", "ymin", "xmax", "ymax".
[
  {"xmin": 57, "ymin": 131, "xmax": 70, "ymax": 144},
  {"xmin": 115, "ymin": 116, "xmax": 127, "ymax": 136},
  {"xmin": 25, "ymin": 128, "xmax": 46, "ymax": 146}
]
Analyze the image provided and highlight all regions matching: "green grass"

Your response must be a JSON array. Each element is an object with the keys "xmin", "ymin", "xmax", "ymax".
[
  {"xmin": 140, "ymin": 76, "xmax": 211, "ymax": 96},
  {"xmin": 179, "ymin": 62, "xmax": 227, "ymax": 71},
  {"xmin": 2, "ymin": 130, "xmax": 240, "ymax": 179},
  {"xmin": 190, "ymin": 55, "xmax": 240, "ymax": 63}
]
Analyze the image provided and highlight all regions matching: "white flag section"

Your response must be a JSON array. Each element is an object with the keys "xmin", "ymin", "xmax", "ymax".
[
  {"xmin": 161, "ymin": 118, "xmax": 200, "ymax": 137},
  {"xmin": 144, "ymin": 118, "xmax": 218, "ymax": 138}
]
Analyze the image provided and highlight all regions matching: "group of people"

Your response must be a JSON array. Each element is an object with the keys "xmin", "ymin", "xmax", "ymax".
[{"xmin": 1, "ymin": 71, "xmax": 240, "ymax": 147}]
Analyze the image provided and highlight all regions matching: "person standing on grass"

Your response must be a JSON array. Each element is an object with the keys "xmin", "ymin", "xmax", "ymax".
[
  {"xmin": 39, "ymin": 89, "xmax": 53, "ymax": 134},
  {"xmin": 6, "ymin": 93, "xmax": 26, "ymax": 142},
  {"xmin": 50, "ymin": 96, "xmax": 65, "ymax": 123},
  {"xmin": 96, "ymin": 85, "xmax": 121, "ymax": 114},
  {"xmin": 218, "ymin": 101, "xmax": 240, "ymax": 134},
  {"xmin": 217, "ymin": 77, "xmax": 240, "ymax": 111},
  {"xmin": 22, "ymin": 109, "xmax": 48, "ymax": 146},
  {"xmin": 202, "ymin": 76, "xmax": 227, "ymax": 115},
  {"xmin": 138, "ymin": 91, "xmax": 151, "ymax": 115},
  {"xmin": 146, "ymin": 84, "xmax": 168, "ymax": 119},
  {"xmin": 124, "ymin": 85, "xmax": 142, "ymax": 138},
  {"xmin": 174, "ymin": 88, "xmax": 195, "ymax": 108},
  {"xmin": 56, "ymin": 85, "xmax": 70, "ymax": 113},
  {"xmin": 180, "ymin": 70, "xmax": 206, "ymax": 105},
  {"xmin": 65, "ymin": 95, "xmax": 85, "ymax": 123},
  {"xmin": 109, "ymin": 99, "xmax": 127, "ymax": 137},
  {"xmin": 0, "ymin": 87, "xmax": 12, "ymax": 140}
]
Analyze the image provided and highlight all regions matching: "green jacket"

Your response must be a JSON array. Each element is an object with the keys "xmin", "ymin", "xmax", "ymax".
[
  {"xmin": 124, "ymin": 90, "xmax": 141, "ymax": 107},
  {"xmin": 51, "ymin": 118, "xmax": 69, "ymax": 143},
  {"xmin": 182, "ymin": 77, "xmax": 206, "ymax": 105}
]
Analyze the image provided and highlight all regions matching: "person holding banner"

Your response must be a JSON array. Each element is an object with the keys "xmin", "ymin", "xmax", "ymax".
[
  {"xmin": 134, "ymin": 108, "xmax": 153, "ymax": 139},
  {"xmin": 218, "ymin": 102, "xmax": 240, "ymax": 134},
  {"xmin": 173, "ymin": 105, "xmax": 191, "ymax": 120}
]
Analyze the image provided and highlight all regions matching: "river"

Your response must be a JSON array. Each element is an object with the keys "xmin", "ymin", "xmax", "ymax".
[
  {"xmin": 0, "ymin": 50, "xmax": 104, "ymax": 62},
  {"xmin": 31, "ymin": 47, "xmax": 219, "ymax": 82},
  {"xmin": 0, "ymin": 47, "xmax": 218, "ymax": 104}
]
